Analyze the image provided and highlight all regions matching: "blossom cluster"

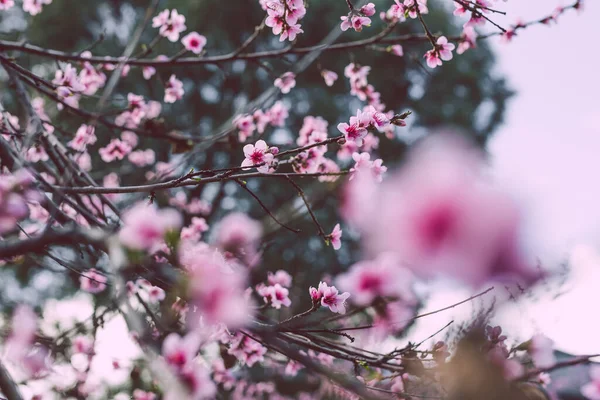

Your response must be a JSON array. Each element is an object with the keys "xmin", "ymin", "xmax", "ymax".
[
  {"xmin": 0, "ymin": 169, "xmax": 41, "ymax": 234},
  {"xmin": 233, "ymin": 101, "xmax": 289, "ymax": 142},
  {"xmin": 262, "ymin": 0, "xmax": 307, "ymax": 42}
]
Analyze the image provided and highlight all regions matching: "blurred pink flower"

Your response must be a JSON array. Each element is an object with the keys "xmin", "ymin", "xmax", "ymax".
[
  {"xmin": 343, "ymin": 134, "xmax": 539, "ymax": 287},
  {"xmin": 119, "ymin": 202, "xmax": 182, "ymax": 251},
  {"xmin": 211, "ymin": 212, "xmax": 262, "ymax": 268}
]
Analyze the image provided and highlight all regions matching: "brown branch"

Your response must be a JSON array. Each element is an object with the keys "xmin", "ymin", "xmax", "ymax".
[{"xmin": 235, "ymin": 178, "xmax": 300, "ymax": 233}]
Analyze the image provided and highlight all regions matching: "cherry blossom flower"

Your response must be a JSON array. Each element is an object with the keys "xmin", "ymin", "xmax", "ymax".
[
  {"xmin": 264, "ymin": 0, "xmax": 306, "ymax": 41},
  {"xmin": 329, "ymin": 223, "xmax": 342, "ymax": 250},
  {"xmin": 182, "ymin": 246, "xmax": 253, "ymax": 328},
  {"xmin": 180, "ymin": 217, "xmax": 209, "ymax": 243},
  {"xmin": 340, "ymin": 15, "xmax": 371, "ymax": 32},
  {"xmin": 164, "ymin": 74, "xmax": 184, "ymax": 103},
  {"xmin": 0, "ymin": 0, "xmax": 15, "ymax": 10},
  {"xmin": 182, "ymin": 32, "xmax": 207, "ymax": 54},
  {"xmin": 99, "ymin": 139, "xmax": 132, "ymax": 162},
  {"xmin": 233, "ymin": 114, "xmax": 256, "ymax": 142},
  {"xmin": 153, "ymin": 9, "xmax": 187, "ymax": 42},
  {"xmin": 241, "ymin": 140, "xmax": 278, "ymax": 173},
  {"xmin": 424, "ymin": 36, "xmax": 455, "ymax": 68},
  {"xmin": 457, "ymin": 26, "xmax": 478, "ymax": 54},
  {"xmin": 390, "ymin": 44, "xmax": 404, "ymax": 56},
  {"xmin": 318, "ymin": 281, "xmax": 350, "ymax": 314},
  {"xmin": 212, "ymin": 359, "xmax": 236, "ymax": 390},
  {"xmin": 528, "ymin": 334, "xmax": 555, "ymax": 368},
  {"xmin": 266, "ymin": 100, "xmax": 289, "ymax": 127},
  {"xmin": 268, "ymin": 270, "xmax": 292, "ymax": 287},
  {"xmin": 80, "ymin": 268, "xmax": 108, "ymax": 294},
  {"xmin": 4, "ymin": 305, "xmax": 37, "ymax": 362},
  {"xmin": 321, "ymin": 69, "xmax": 338, "ymax": 86},
  {"xmin": 257, "ymin": 283, "xmax": 292, "ymax": 309},
  {"xmin": 128, "ymin": 149, "xmax": 156, "ymax": 167},
  {"xmin": 162, "ymin": 332, "xmax": 199, "ymax": 370},
  {"xmin": 337, "ymin": 121, "xmax": 367, "ymax": 146},
  {"xmin": 582, "ymin": 365, "xmax": 600, "ymax": 400},
  {"xmin": 118, "ymin": 202, "xmax": 182, "ymax": 251},
  {"xmin": 344, "ymin": 134, "xmax": 540, "ymax": 287},
  {"xmin": 337, "ymin": 253, "xmax": 415, "ymax": 306},
  {"xmin": 0, "ymin": 170, "xmax": 40, "ymax": 234},
  {"xmin": 67, "ymin": 124, "xmax": 97, "ymax": 151},
  {"xmin": 274, "ymin": 72, "xmax": 296, "ymax": 94},
  {"xmin": 360, "ymin": 3, "xmax": 376, "ymax": 16},
  {"xmin": 404, "ymin": 0, "xmax": 428, "ymax": 19},
  {"xmin": 23, "ymin": 0, "xmax": 52, "ymax": 16},
  {"xmin": 211, "ymin": 212, "xmax": 262, "ymax": 267},
  {"xmin": 226, "ymin": 332, "xmax": 267, "ymax": 367},
  {"xmin": 71, "ymin": 336, "xmax": 94, "ymax": 355},
  {"xmin": 133, "ymin": 390, "xmax": 157, "ymax": 400}
]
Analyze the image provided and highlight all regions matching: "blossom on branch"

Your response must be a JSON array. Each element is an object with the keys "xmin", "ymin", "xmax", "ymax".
[
  {"xmin": 182, "ymin": 32, "xmax": 207, "ymax": 54},
  {"xmin": 274, "ymin": 72, "xmax": 296, "ymax": 94},
  {"xmin": 153, "ymin": 9, "xmax": 187, "ymax": 42},
  {"xmin": 241, "ymin": 139, "xmax": 278, "ymax": 173}
]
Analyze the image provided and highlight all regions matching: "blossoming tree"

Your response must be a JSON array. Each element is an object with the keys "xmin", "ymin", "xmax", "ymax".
[{"xmin": 0, "ymin": 0, "xmax": 593, "ymax": 399}]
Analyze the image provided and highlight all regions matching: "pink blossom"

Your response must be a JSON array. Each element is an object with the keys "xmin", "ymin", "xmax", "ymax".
[
  {"xmin": 233, "ymin": 114, "xmax": 256, "ymax": 142},
  {"xmin": 457, "ymin": 26, "xmax": 478, "ymax": 54},
  {"xmin": 360, "ymin": 3, "xmax": 376, "ymax": 17},
  {"xmin": 211, "ymin": 212, "xmax": 262, "ymax": 267},
  {"xmin": 329, "ymin": 223, "xmax": 342, "ymax": 250},
  {"xmin": 153, "ymin": 9, "xmax": 187, "ymax": 42},
  {"xmin": 321, "ymin": 69, "xmax": 338, "ymax": 86},
  {"xmin": 180, "ymin": 217, "xmax": 209, "ymax": 243},
  {"xmin": 226, "ymin": 332, "xmax": 267, "ymax": 367},
  {"xmin": 182, "ymin": 246, "xmax": 253, "ymax": 328},
  {"xmin": 424, "ymin": 36, "xmax": 455, "ymax": 68},
  {"xmin": 582, "ymin": 365, "xmax": 600, "ymax": 400},
  {"xmin": 390, "ymin": 44, "xmax": 404, "ymax": 56},
  {"xmin": 128, "ymin": 149, "xmax": 156, "ymax": 167},
  {"xmin": 337, "ymin": 253, "xmax": 415, "ymax": 306},
  {"xmin": 143, "ymin": 65, "xmax": 156, "ymax": 80},
  {"xmin": 283, "ymin": 361, "xmax": 303, "ymax": 378},
  {"xmin": 344, "ymin": 134, "xmax": 539, "ymax": 287},
  {"xmin": 253, "ymin": 109, "xmax": 271, "ymax": 134},
  {"xmin": 340, "ymin": 15, "xmax": 372, "ymax": 32},
  {"xmin": 67, "ymin": 124, "xmax": 97, "ymax": 151},
  {"xmin": 121, "ymin": 131, "xmax": 139, "ymax": 147},
  {"xmin": 337, "ymin": 122, "xmax": 367, "ymax": 146},
  {"xmin": 182, "ymin": 32, "xmax": 207, "ymax": 54},
  {"xmin": 264, "ymin": 0, "xmax": 306, "ymax": 41},
  {"xmin": 25, "ymin": 145, "xmax": 49, "ymax": 163},
  {"xmin": 0, "ymin": 0, "xmax": 15, "ymax": 10},
  {"xmin": 318, "ymin": 282, "xmax": 350, "ymax": 314},
  {"xmin": 404, "ymin": 0, "xmax": 428, "ymax": 19},
  {"xmin": 257, "ymin": 283, "xmax": 292, "ymax": 309},
  {"xmin": 80, "ymin": 268, "xmax": 107, "ymax": 294},
  {"xmin": 268, "ymin": 269, "xmax": 292, "ymax": 287},
  {"xmin": 162, "ymin": 332, "xmax": 199, "ymax": 370},
  {"xmin": 274, "ymin": 72, "xmax": 296, "ymax": 94},
  {"xmin": 164, "ymin": 74, "xmax": 184, "ymax": 103},
  {"xmin": 118, "ymin": 202, "xmax": 182, "ymax": 251},
  {"xmin": 133, "ymin": 390, "xmax": 157, "ymax": 400},
  {"xmin": 266, "ymin": 101, "xmax": 289, "ymax": 127},
  {"xmin": 71, "ymin": 336, "xmax": 94, "ymax": 355},
  {"xmin": 23, "ymin": 0, "xmax": 52, "ymax": 16},
  {"xmin": 241, "ymin": 139, "xmax": 277, "ymax": 173},
  {"xmin": 528, "ymin": 334, "xmax": 555, "ymax": 368},
  {"xmin": 99, "ymin": 139, "xmax": 132, "ymax": 162}
]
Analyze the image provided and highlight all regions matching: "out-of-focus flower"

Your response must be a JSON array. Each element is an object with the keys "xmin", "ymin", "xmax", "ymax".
[{"xmin": 118, "ymin": 202, "xmax": 182, "ymax": 251}]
